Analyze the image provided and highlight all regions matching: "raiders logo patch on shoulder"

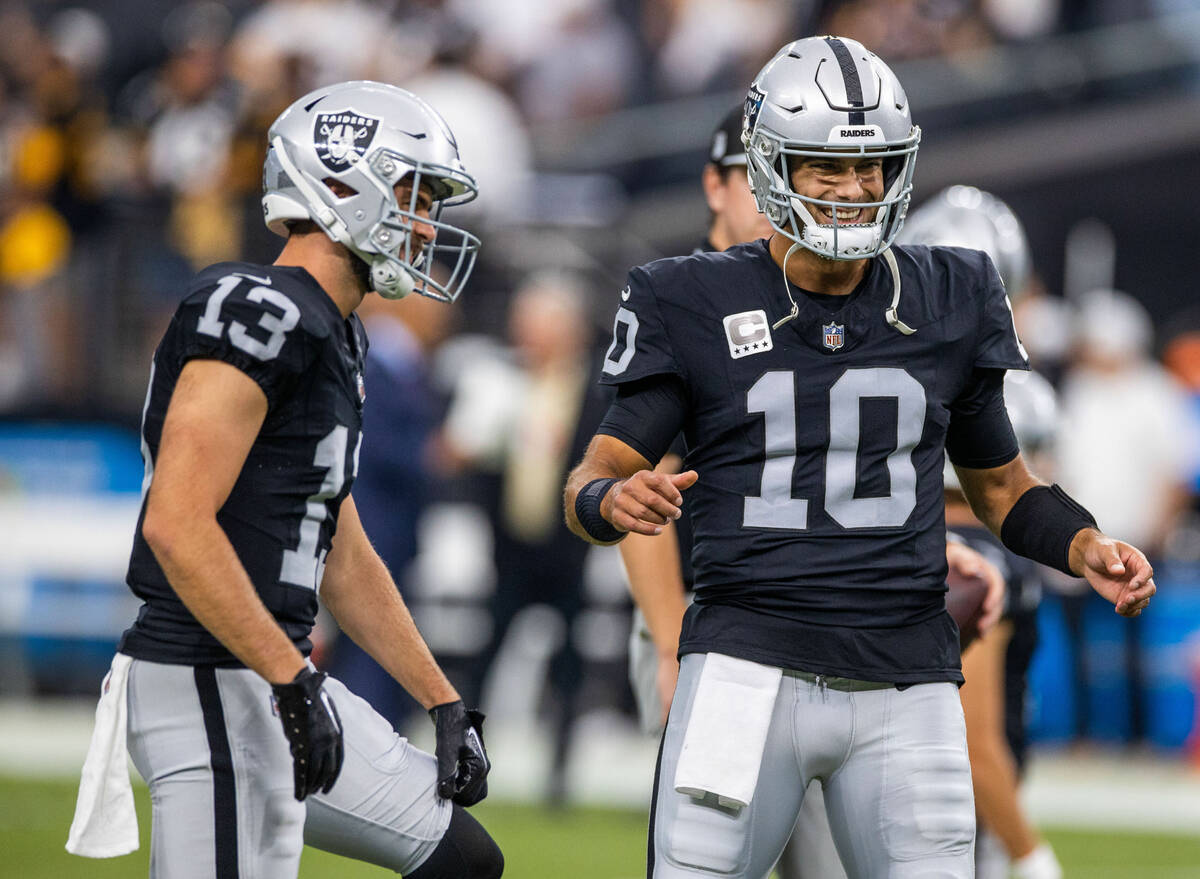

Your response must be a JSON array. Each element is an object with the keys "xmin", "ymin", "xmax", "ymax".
[
  {"xmin": 314, "ymin": 109, "xmax": 380, "ymax": 172},
  {"xmin": 724, "ymin": 309, "xmax": 773, "ymax": 359}
]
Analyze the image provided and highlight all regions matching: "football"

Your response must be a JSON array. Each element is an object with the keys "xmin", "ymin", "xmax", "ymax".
[{"xmin": 945, "ymin": 569, "xmax": 990, "ymax": 650}]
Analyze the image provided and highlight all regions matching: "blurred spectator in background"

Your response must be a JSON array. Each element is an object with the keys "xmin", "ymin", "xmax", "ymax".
[
  {"xmin": 1162, "ymin": 310, "xmax": 1200, "ymax": 565},
  {"xmin": 324, "ymin": 290, "xmax": 457, "ymax": 733},
  {"xmin": 451, "ymin": 0, "xmax": 638, "ymax": 121},
  {"xmin": 823, "ymin": 0, "xmax": 995, "ymax": 60},
  {"xmin": 649, "ymin": 0, "xmax": 807, "ymax": 97},
  {"xmin": 441, "ymin": 273, "xmax": 610, "ymax": 804},
  {"xmin": 0, "ymin": 4, "xmax": 111, "ymax": 409},
  {"xmin": 405, "ymin": 27, "xmax": 535, "ymax": 224},
  {"xmin": 118, "ymin": 2, "xmax": 241, "ymax": 269},
  {"xmin": 1056, "ymin": 287, "xmax": 1194, "ymax": 745},
  {"xmin": 899, "ymin": 185, "xmax": 1064, "ymax": 877},
  {"xmin": 230, "ymin": 0, "xmax": 404, "ymax": 102}
]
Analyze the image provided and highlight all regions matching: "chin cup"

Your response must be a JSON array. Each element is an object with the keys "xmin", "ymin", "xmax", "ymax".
[{"xmin": 372, "ymin": 260, "xmax": 415, "ymax": 300}]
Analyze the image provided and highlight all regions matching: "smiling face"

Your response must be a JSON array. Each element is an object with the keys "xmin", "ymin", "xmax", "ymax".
[{"xmin": 787, "ymin": 153, "xmax": 886, "ymax": 228}]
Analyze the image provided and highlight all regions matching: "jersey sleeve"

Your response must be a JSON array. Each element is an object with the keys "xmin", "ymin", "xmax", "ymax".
[
  {"xmin": 973, "ymin": 254, "xmax": 1030, "ymax": 371},
  {"xmin": 170, "ymin": 273, "xmax": 318, "ymax": 407},
  {"xmin": 598, "ymin": 266, "xmax": 685, "ymax": 386},
  {"xmin": 946, "ymin": 368, "xmax": 1020, "ymax": 469}
]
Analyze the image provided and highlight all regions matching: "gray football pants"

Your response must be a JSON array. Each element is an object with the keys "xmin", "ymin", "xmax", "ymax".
[
  {"xmin": 125, "ymin": 657, "xmax": 450, "ymax": 878},
  {"xmin": 650, "ymin": 653, "xmax": 975, "ymax": 879},
  {"xmin": 630, "ymin": 610, "xmax": 846, "ymax": 879}
]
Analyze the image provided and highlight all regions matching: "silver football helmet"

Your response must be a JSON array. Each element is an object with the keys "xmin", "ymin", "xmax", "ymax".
[
  {"xmin": 743, "ymin": 36, "xmax": 920, "ymax": 261},
  {"xmin": 262, "ymin": 80, "xmax": 480, "ymax": 301},
  {"xmin": 897, "ymin": 185, "xmax": 1032, "ymax": 300}
]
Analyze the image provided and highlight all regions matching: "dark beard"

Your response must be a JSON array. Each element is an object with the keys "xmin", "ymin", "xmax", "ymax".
[{"xmin": 351, "ymin": 252, "xmax": 372, "ymax": 293}]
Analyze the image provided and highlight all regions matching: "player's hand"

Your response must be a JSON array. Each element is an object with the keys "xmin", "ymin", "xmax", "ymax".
[
  {"xmin": 429, "ymin": 700, "xmax": 490, "ymax": 806},
  {"xmin": 1069, "ymin": 529, "xmax": 1155, "ymax": 617},
  {"xmin": 271, "ymin": 668, "xmax": 344, "ymax": 801},
  {"xmin": 606, "ymin": 470, "xmax": 699, "ymax": 536},
  {"xmin": 945, "ymin": 540, "xmax": 1006, "ymax": 634}
]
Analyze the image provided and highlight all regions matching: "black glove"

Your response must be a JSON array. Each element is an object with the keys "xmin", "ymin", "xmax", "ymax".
[
  {"xmin": 429, "ymin": 700, "xmax": 490, "ymax": 806},
  {"xmin": 271, "ymin": 668, "xmax": 344, "ymax": 802}
]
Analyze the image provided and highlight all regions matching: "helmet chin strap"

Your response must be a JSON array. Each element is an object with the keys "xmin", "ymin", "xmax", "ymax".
[
  {"xmin": 772, "ymin": 241, "xmax": 803, "ymax": 330},
  {"xmin": 771, "ymin": 243, "xmax": 916, "ymax": 336},
  {"xmin": 881, "ymin": 247, "xmax": 915, "ymax": 335}
]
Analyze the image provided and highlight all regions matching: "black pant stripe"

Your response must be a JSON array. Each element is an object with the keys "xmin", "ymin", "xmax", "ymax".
[
  {"xmin": 646, "ymin": 729, "xmax": 667, "ymax": 878},
  {"xmin": 195, "ymin": 667, "xmax": 239, "ymax": 879},
  {"xmin": 824, "ymin": 37, "xmax": 867, "ymax": 125}
]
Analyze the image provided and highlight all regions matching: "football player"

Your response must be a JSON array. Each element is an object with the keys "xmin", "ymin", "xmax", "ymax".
[
  {"xmin": 68, "ymin": 82, "xmax": 502, "ymax": 879},
  {"xmin": 619, "ymin": 109, "xmax": 1005, "ymax": 879},
  {"xmin": 898, "ymin": 187, "xmax": 1064, "ymax": 879},
  {"xmin": 565, "ymin": 36, "xmax": 1154, "ymax": 878}
]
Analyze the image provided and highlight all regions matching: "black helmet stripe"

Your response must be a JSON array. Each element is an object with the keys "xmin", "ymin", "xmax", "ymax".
[{"xmin": 824, "ymin": 37, "xmax": 865, "ymax": 125}]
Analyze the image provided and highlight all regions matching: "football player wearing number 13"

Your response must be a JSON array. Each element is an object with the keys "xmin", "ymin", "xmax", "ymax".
[
  {"xmin": 565, "ymin": 36, "xmax": 1155, "ymax": 879},
  {"xmin": 67, "ymin": 82, "xmax": 502, "ymax": 879}
]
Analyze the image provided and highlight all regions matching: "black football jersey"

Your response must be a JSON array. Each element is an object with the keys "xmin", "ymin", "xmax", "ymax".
[
  {"xmin": 598, "ymin": 240, "xmax": 1028, "ymax": 683},
  {"xmin": 119, "ymin": 261, "xmax": 368, "ymax": 666}
]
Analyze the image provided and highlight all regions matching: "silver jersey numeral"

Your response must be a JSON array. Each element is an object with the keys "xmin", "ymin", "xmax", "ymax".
[{"xmin": 743, "ymin": 367, "xmax": 926, "ymax": 531}]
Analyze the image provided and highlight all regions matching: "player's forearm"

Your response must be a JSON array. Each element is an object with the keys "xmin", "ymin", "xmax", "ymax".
[
  {"xmin": 322, "ymin": 549, "xmax": 458, "ymax": 709},
  {"xmin": 956, "ymin": 455, "xmax": 1042, "ymax": 536},
  {"xmin": 619, "ymin": 529, "xmax": 688, "ymax": 654},
  {"xmin": 143, "ymin": 514, "xmax": 306, "ymax": 684}
]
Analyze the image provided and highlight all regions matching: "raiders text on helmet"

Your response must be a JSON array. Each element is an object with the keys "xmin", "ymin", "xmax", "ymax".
[
  {"xmin": 262, "ymin": 81, "xmax": 480, "ymax": 301},
  {"xmin": 743, "ymin": 36, "xmax": 920, "ymax": 261}
]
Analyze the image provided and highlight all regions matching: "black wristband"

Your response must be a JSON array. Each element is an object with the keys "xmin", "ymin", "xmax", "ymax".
[
  {"xmin": 575, "ymin": 477, "xmax": 624, "ymax": 543},
  {"xmin": 1000, "ymin": 484, "xmax": 1098, "ymax": 576}
]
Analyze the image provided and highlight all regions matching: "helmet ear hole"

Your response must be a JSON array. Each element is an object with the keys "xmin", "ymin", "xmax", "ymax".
[{"xmin": 323, "ymin": 178, "xmax": 358, "ymax": 199}]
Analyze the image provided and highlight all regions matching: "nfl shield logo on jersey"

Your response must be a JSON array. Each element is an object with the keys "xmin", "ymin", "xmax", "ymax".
[
  {"xmin": 822, "ymin": 322, "xmax": 844, "ymax": 351},
  {"xmin": 356, "ymin": 371, "xmax": 366, "ymax": 403},
  {"xmin": 314, "ymin": 110, "xmax": 380, "ymax": 172}
]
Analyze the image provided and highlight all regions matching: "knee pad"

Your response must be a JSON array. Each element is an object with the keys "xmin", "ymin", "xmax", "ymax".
[{"xmin": 406, "ymin": 806, "xmax": 503, "ymax": 879}]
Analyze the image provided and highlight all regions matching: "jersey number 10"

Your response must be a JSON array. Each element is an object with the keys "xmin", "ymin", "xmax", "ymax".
[{"xmin": 745, "ymin": 367, "xmax": 926, "ymax": 530}]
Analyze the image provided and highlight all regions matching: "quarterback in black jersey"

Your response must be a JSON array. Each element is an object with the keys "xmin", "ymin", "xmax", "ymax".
[
  {"xmin": 68, "ymin": 83, "xmax": 501, "ymax": 879},
  {"xmin": 565, "ymin": 37, "xmax": 1155, "ymax": 879}
]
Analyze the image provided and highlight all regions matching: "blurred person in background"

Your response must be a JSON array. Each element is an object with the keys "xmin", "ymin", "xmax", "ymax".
[
  {"xmin": 1161, "ymin": 313, "xmax": 1200, "ymax": 562},
  {"xmin": 448, "ymin": 0, "xmax": 638, "ymax": 121},
  {"xmin": 323, "ymin": 289, "xmax": 457, "ymax": 735},
  {"xmin": 230, "ymin": 0, "xmax": 405, "ymax": 102},
  {"xmin": 1056, "ymin": 287, "xmax": 1193, "ymax": 746},
  {"xmin": 404, "ymin": 24, "xmax": 535, "ymax": 224},
  {"xmin": 899, "ymin": 185, "xmax": 1064, "ymax": 879},
  {"xmin": 649, "ymin": 0, "xmax": 808, "ymax": 98},
  {"xmin": 621, "ymin": 107, "xmax": 772, "ymax": 744},
  {"xmin": 822, "ymin": 0, "xmax": 995, "ymax": 60},
  {"xmin": 68, "ymin": 81, "xmax": 501, "ymax": 878},
  {"xmin": 441, "ymin": 272, "xmax": 611, "ymax": 805},
  {"xmin": 0, "ymin": 4, "xmax": 112, "ymax": 409},
  {"xmin": 118, "ymin": 3, "xmax": 242, "ymax": 270}
]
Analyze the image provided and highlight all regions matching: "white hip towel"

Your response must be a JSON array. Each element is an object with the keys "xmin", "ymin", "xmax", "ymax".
[
  {"xmin": 66, "ymin": 652, "xmax": 139, "ymax": 857},
  {"xmin": 673, "ymin": 652, "xmax": 782, "ymax": 809}
]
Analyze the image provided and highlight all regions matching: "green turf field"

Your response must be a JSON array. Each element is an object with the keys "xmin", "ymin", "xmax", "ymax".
[{"xmin": 4, "ymin": 775, "xmax": 1200, "ymax": 878}]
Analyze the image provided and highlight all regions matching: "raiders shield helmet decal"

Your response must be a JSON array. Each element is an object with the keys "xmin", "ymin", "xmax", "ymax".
[{"xmin": 314, "ymin": 109, "xmax": 380, "ymax": 172}]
